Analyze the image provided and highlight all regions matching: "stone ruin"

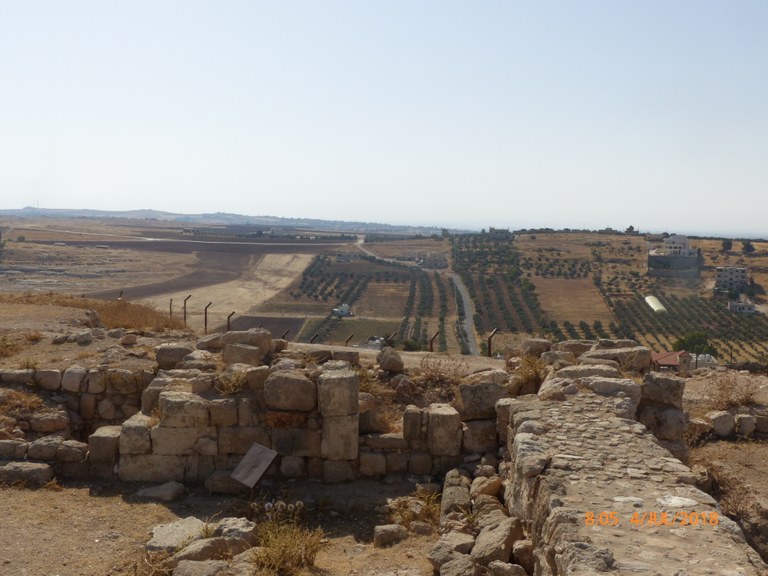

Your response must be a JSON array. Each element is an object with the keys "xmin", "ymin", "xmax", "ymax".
[{"xmin": 1, "ymin": 330, "xmax": 766, "ymax": 574}]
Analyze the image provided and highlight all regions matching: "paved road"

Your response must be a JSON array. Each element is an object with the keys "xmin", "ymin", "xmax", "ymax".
[{"xmin": 449, "ymin": 273, "xmax": 480, "ymax": 355}]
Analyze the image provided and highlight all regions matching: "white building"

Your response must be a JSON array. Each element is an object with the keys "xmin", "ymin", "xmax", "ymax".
[
  {"xmin": 715, "ymin": 266, "xmax": 748, "ymax": 291},
  {"xmin": 648, "ymin": 234, "xmax": 698, "ymax": 257}
]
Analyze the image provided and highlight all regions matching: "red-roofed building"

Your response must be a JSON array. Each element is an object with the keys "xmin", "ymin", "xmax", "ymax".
[{"xmin": 651, "ymin": 350, "xmax": 692, "ymax": 374}]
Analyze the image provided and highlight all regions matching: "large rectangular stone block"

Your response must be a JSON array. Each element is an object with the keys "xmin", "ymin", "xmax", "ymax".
[
  {"xmin": 428, "ymin": 404, "xmax": 462, "ymax": 456},
  {"xmin": 462, "ymin": 420, "xmax": 498, "ymax": 454},
  {"xmin": 271, "ymin": 428, "xmax": 322, "ymax": 458},
  {"xmin": 61, "ymin": 366, "xmax": 87, "ymax": 393},
  {"xmin": 317, "ymin": 370, "xmax": 359, "ymax": 417},
  {"xmin": 119, "ymin": 413, "xmax": 153, "ymax": 454},
  {"xmin": 159, "ymin": 391, "xmax": 209, "ymax": 428},
  {"xmin": 321, "ymin": 414, "xmax": 359, "ymax": 460},
  {"xmin": 118, "ymin": 454, "xmax": 186, "ymax": 482},
  {"xmin": 403, "ymin": 405, "xmax": 422, "ymax": 443},
  {"xmin": 209, "ymin": 398, "xmax": 238, "ymax": 427},
  {"xmin": 264, "ymin": 371, "xmax": 316, "ymax": 411},
  {"xmin": 217, "ymin": 426, "xmax": 270, "ymax": 455},
  {"xmin": 150, "ymin": 427, "xmax": 216, "ymax": 455},
  {"xmin": 88, "ymin": 425, "xmax": 122, "ymax": 464}
]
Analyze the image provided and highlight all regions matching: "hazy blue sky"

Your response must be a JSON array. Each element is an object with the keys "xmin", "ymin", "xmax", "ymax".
[{"xmin": 1, "ymin": 1, "xmax": 766, "ymax": 235}]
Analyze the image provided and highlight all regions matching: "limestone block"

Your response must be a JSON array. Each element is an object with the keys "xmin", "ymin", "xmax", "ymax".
[
  {"xmin": 159, "ymin": 391, "xmax": 209, "ymax": 428},
  {"xmin": 221, "ymin": 329, "xmax": 272, "ymax": 357},
  {"xmin": 550, "ymin": 339, "xmax": 593, "ymax": 356},
  {"xmin": 637, "ymin": 406, "xmax": 687, "ymax": 441},
  {"xmin": 408, "ymin": 452, "xmax": 432, "ymax": 476},
  {"xmin": 135, "ymin": 481, "xmax": 186, "ymax": 502},
  {"xmin": 321, "ymin": 414, "xmax": 359, "ymax": 460},
  {"xmin": 86, "ymin": 370, "xmax": 107, "ymax": 394},
  {"xmin": 217, "ymin": 426, "xmax": 270, "ymax": 454},
  {"xmin": 377, "ymin": 347, "xmax": 404, "ymax": 373},
  {"xmin": 373, "ymin": 524, "xmax": 408, "ymax": 548},
  {"xmin": 196, "ymin": 333, "xmax": 224, "ymax": 351},
  {"xmin": 363, "ymin": 433, "xmax": 407, "ymax": 450},
  {"xmin": 246, "ymin": 365, "xmax": 270, "ymax": 390},
  {"xmin": 61, "ymin": 366, "xmax": 87, "ymax": 393},
  {"xmin": 28, "ymin": 435, "xmax": 64, "ymax": 460},
  {"xmin": 537, "ymin": 378, "xmax": 579, "ymax": 401},
  {"xmin": 512, "ymin": 539, "xmax": 534, "ymax": 574},
  {"xmin": 237, "ymin": 398, "xmax": 254, "ymax": 426},
  {"xmin": 386, "ymin": 452, "xmax": 408, "ymax": 475},
  {"xmin": 332, "ymin": 350, "xmax": 359, "ymax": 365},
  {"xmin": 209, "ymin": 398, "xmax": 238, "ymax": 427},
  {"xmin": 146, "ymin": 516, "xmax": 206, "ymax": 552},
  {"xmin": 427, "ymin": 404, "xmax": 462, "ymax": 456},
  {"xmin": 223, "ymin": 343, "xmax": 265, "ymax": 367},
  {"xmin": 194, "ymin": 437, "xmax": 218, "ymax": 457},
  {"xmin": 736, "ymin": 414, "xmax": 756, "ymax": 436},
  {"xmin": 641, "ymin": 372, "xmax": 686, "ymax": 409},
  {"xmin": 579, "ymin": 346, "xmax": 651, "ymax": 372},
  {"xmin": 707, "ymin": 411, "xmax": 735, "ymax": 438},
  {"xmin": 428, "ymin": 531, "xmax": 476, "ymax": 569},
  {"xmin": 141, "ymin": 379, "xmax": 169, "ymax": 414},
  {"xmin": 455, "ymin": 380, "xmax": 509, "ymax": 420},
  {"xmin": 471, "ymin": 516, "xmax": 522, "ymax": 565},
  {"xmin": 56, "ymin": 439, "xmax": 88, "ymax": 462},
  {"xmin": 98, "ymin": 398, "xmax": 116, "ymax": 420},
  {"xmin": 280, "ymin": 455, "xmax": 305, "ymax": 478},
  {"xmin": 0, "ymin": 439, "xmax": 28, "ymax": 459},
  {"xmin": 359, "ymin": 452, "xmax": 386, "ymax": 476},
  {"xmin": 155, "ymin": 343, "xmax": 195, "ymax": 370},
  {"xmin": 317, "ymin": 369, "xmax": 359, "ymax": 417},
  {"xmin": 120, "ymin": 413, "xmax": 154, "ymax": 454},
  {"xmin": 272, "ymin": 338, "xmax": 288, "ymax": 353},
  {"xmin": 403, "ymin": 405, "xmax": 422, "ymax": 443},
  {"xmin": 263, "ymin": 370, "xmax": 316, "ymax": 411},
  {"xmin": 271, "ymin": 428, "xmax": 321, "ymax": 458},
  {"xmin": 119, "ymin": 454, "xmax": 186, "ymax": 482},
  {"xmin": 88, "ymin": 425, "xmax": 121, "ymax": 464},
  {"xmin": 462, "ymin": 420, "xmax": 499, "ymax": 455},
  {"xmin": 0, "ymin": 461, "xmax": 53, "ymax": 488},
  {"xmin": 555, "ymin": 364, "xmax": 621, "ymax": 380},
  {"xmin": 35, "ymin": 369, "xmax": 62, "ymax": 391},
  {"xmin": 151, "ymin": 427, "xmax": 216, "ymax": 455},
  {"xmin": 518, "ymin": 338, "xmax": 551, "ymax": 357},
  {"xmin": 29, "ymin": 409, "xmax": 69, "ymax": 433},
  {"xmin": 0, "ymin": 369, "xmax": 34, "ymax": 384},
  {"xmin": 540, "ymin": 350, "xmax": 576, "ymax": 366},
  {"xmin": 80, "ymin": 394, "xmax": 97, "ymax": 420},
  {"xmin": 586, "ymin": 377, "xmax": 642, "ymax": 405},
  {"xmin": 750, "ymin": 415, "xmax": 768, "ymax": 436},
  {"xmin": 322, "ymin": 460, "xmax": 356, "ymax": 483}
]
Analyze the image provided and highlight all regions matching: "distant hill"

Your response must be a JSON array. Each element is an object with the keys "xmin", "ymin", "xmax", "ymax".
[{"xmin": 0, "ymin": 207, "xmax": 464, "ymax": 236}]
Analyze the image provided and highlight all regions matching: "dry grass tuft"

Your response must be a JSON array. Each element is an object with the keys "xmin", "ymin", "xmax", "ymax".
[
  {"xmin": 0, "ymin": 388, "xmax": 44, "ymax": 419},
  {"xmin": 119, "ymin": 551, "xmax": 173, "ymax": 576},
  {"xmin": 214, "ymin": 371, "xmax": 247, "ymax": 395},
  {"xmin": 515, "ymin": 354, "xmax": 546, "ymax": 391},
  {"xmin": 709, "ymin": 374, "xmax": 759, "ymax": 411},
  {"xmin": 247, "ymin": 498, "xmax": 323, "ymax": 575},
  {"xmin": 24, "ymin": 330, "xmax": 43, "ymax": 343},
  {"xmin": 42, "ymin": 478, "xmax": 63, "ymax": 492},
  {"xmin": 415, "ymin": 355, "xmax": 468, "ymax": 386},
  {"xmin": 0, "ymin": 335, "xmax": 22, "ymax": 358}
]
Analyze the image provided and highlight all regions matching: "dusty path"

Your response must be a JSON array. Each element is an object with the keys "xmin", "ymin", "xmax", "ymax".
[{"xmin": 143, "ymin": 253, "xmax": 313, "ymax": 331}]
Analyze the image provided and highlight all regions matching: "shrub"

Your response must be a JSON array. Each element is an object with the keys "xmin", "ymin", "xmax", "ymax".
[
  {"xmin": 516, "ymin": 354, "xmax": 546, "ymax": 391},
  {"xmin": 710, "ymin": 374, "xmax": 758, "ymax": 411},
  {"xmin": 0, "ymin": 335, "xmax": 21, "ymax": 358},
  {"xmin": 214, "ymin": 371, "xmax": 247, "ymax": 395}
]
